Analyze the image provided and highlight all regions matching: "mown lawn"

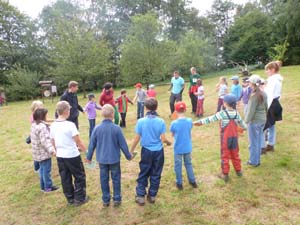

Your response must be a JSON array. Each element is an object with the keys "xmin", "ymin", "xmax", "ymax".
[{"xmin": 0, "ymin": 66, "xmax": 300, "ymax": 225}]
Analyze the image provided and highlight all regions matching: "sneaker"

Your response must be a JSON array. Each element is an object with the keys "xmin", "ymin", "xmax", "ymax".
[
  {"xmin": 218, "ymin": 173, "xmax": 229, "ymax": 182},
  {"xmin": 44, "ymin": 186, "xmax": 59, "ymax": 193},
  {"xmin": 74, "ymin": 196, "xmax": 89, "ymax": 207},
  {"xmin": 176, "ymin": 183, "xmax": 183, "ymax": 190},
  {"xmin": 113, "ymin": 201, "xmax": 121, "ymax": 207},
  {"xmin": 147, "ymin": 195, "xmax": 155, "ymax": 204},
  {"xmin": 189, "ymin": 181, "xmax": 198, "ymax": 188},
  {"xmin": 266, "ymin": 145, "xmax": 274, "ymax": 152},
  {"xmin": 236, "ymin": 171, "xmax": 243, "ymax": 177},
  {"xmin": 103, "ymin": 202, "xmax": 110, "ymax": 207},
  {"xmin": 135, "ymin": 196, "xmax": 145, "ymax": 206}
]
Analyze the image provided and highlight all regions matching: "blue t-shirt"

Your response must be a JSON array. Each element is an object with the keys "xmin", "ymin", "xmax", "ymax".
[
  {"xmin": 135, "ymin": 115, "xmax": 166, "ymax": 151},
  {"xmin": 170, "ymin": 118, "xmax": 193, "ymax": 154},
  {"xmin": 171, "ymin": 77, "xmax": 185, "ymax": 94},
  {"xmin": 231, "ymin": 84, "xmax": 242, "ymax": 100}
]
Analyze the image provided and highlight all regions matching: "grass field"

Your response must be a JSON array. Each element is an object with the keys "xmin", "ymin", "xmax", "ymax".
[{"xmin": 0, "ymin": 66, "xmax": 300, "ymax": 225}]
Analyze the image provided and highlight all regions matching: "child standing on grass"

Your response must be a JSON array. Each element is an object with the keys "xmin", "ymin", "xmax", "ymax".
[
  {"xmin": 131, "ymin": 98, "xmax": 171, "ymax": 206},
  {"xmin": 194, "ymin": 94, "xmax": 247, "ymax": 182},
  {"xmin": 147, "ymin": 84, "xmax": 157, "ymax": 98},
  {"xmin": 230, "ymin": 75, "xmax": 242, "ymax": 106},
  {"xmin": 133, "ymin": 83, "xmax": 148, "ymax": 119},
  {"xmin": 216, "ymin": 77, "xmax": 228, "ymax": 112},
  {"xmin": 194, "ymin": 79, "xmax": 204, "ymax": 117},
  {"xmin": 170, "ymin": 101, "xmax": 197, "ymax": 190},
  {"xmin": 241, "ymin": 77, "xmax": 252, "ymax": 115},
  {"xmin": 50, "ymin": 101, "xmax": 88, "ymax": 206},
  {"xmin": 84, "ymin": 93, "xmax": 102, "ymax": 137},
  {"xmin": 31, "ymin": 108, "xmax": 58, "ymax": 193},
  {"xmin": 86, "ymin": 104, "xmax": 134, "ymax": 207},
  {"xmin": 115, "ymin": 89, "xmax": 133, "ymax": 128}
]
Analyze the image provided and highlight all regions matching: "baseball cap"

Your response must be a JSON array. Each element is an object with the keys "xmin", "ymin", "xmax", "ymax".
[
  {"xmin": 87, "ymin": 93, "xmax": 95, "ymax": 99},
  {"xmin": 135, "ymin": 83, "xmax": 142, "ymax": 88},
  {"xmin": 231, "ymin": 75, "xmax": 239, "ymax": 81},
  {"xmin": 223, "ymin": 94, "xmax": 237, "ymax": 106},
  {"xmin": 175, "ymin": 101, "xmax": 187, "ymax": 112},
  {"xmin": 248, "ymin": 74, "xmax": 261, "ymax": 84}
]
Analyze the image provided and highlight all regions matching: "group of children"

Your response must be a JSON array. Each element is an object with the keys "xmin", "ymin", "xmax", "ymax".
[{"xmin": 29, "ymin": 60, "xmax": 283, "ymax": 208}]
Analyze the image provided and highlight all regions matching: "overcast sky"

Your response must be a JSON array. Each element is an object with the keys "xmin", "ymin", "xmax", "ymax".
[{"xmin": 9, "ymin": 0, "xmax": 251, "ymax": 19}]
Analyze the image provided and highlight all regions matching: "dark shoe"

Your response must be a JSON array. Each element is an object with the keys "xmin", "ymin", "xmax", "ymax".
[
  {"xmin": 246, "ymin": 161, "xmax": 260, "ymax": 167},
  {"xmin": 236, "ymin": 171, "xmax": 243, "ymax": 177},
  {"xmin": 74, "ymin": 196, "xmax": 89, "ymax": 207},
  {"xmin": 113, "ymin": 201, "xmax": 121, "ymax": 207},
  {"xmin": 103, "ymin": 202, "xmax": 110, "ymax": 207},
  {"xmin": 266, "ymin": 145, "xmax": 274, "ymax": 152},
  {"xmin": 147, "ymin": 195, "xmax": 155, "ymax": 204},
  {"xmin": 176, "ymin": 183, "xmax": 183, "ymax": 190},
  {"xmin": 189, "ymin": 181, "xmax": 198, "ymax": 188},
  {"xmin": 261, "ymin": 148, "xmax": 267, "ymax": 155},
  {"xmin": 44, "ymin": 186, "xmax": 59, "ymax": 193},
  {"xmin": 218, "ymin": 173, "xmax": 229, "ymax": 182},
  {"xmin": 135, "ymin": 196, "xmax": 145, "ymax": 206},
  {"xmin": 68, "ymin": 199, "xmax": 75, "ymax": 206}
]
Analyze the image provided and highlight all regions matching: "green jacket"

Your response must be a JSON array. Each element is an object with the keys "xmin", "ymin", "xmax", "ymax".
[{"xmin": 245, "ymin": 92, "xmax": 268, "ymax": 124}]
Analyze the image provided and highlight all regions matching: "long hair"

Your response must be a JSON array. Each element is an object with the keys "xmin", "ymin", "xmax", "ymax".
[
  {"xmin": 33, "ymin": 108, "xmax": 48, "ymax": 124},
  {"xmin": 251, "ymin": 83, "xmax": 264, "ymax": 104}
]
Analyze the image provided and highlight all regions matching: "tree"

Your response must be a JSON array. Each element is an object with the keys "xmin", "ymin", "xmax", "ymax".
[
  {"xmin": 268, "ymin": 39, "xmax": 289, "ymax": 62},
  {"xmin": 120, "ymin": 13, "xmax": 176, "ymax": 86}
]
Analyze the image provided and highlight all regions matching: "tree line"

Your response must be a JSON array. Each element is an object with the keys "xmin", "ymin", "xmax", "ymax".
[{"xmin": 0, "ymin": 0, "xmax": 299, "ymax": 100}]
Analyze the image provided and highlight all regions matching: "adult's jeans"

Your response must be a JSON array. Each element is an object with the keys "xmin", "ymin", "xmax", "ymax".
[
  {"xmin": 174, "ymin": 153, "xmax": 196, "ymax": 185},
  {"xmin": 57, "ymin": 156, "xmax": 86, "ymax": 203},
  {"xmin": 248, "ymin": 122, "xmax": 265, "ymax": 165},
  {"xmin": 99, "ymin": 162, "xmax": 121, "ymax": 203},
  {"xmin": 39, "ymin": 158, "xmax": 53, "ymax": 191},
  {"xmin": 267, "ymin": 125, "xmax": 276, "ymax": 146},
  {"xmin": 136, "ymin": 147, "xmax": 164, "ymax": 197},
  {"xmin": 137, "ymin": 102, "xmax": 145, "ymax": 119},
  {"xmin": 169, "ymin": 93, "xmax": 182, "ymax": 114},
  {"xmin": 88, "ymin": 119, "xmax": 95, "ymax": 137}
]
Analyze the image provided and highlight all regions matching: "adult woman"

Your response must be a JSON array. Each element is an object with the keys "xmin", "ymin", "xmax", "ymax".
[{"xmin": 245, "ymin": 75, "xmax": 268, "ymax": 167}]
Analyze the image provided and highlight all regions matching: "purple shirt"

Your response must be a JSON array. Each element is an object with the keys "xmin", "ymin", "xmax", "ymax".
[
  {"xmin": 84, "ymin": 101, "xmax": 101, "ymax": 119},
  {"xmin": 241, "ymin": 86, "xmax": 252, "ymax": 104}
]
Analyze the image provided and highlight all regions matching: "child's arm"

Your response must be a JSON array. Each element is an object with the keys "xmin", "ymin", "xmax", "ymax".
[
  {"xmin": 39, "ymin": 126, "xmax": 56, "ymax": 156},
  {"xmin": 130, "ymin": 134, "xmax": 140, "ymax": 153},
  {"xmin": 161, "ymin": 134, "xmax": 172, "ymax": 146},
  {"xmin": 236, "ymin": 113, "xmax": 247, "ymax": 130},
  {"xmin": 117, "ymin": 129, "xmax": 133, "ymax": 160},
  {"xmin": 127, "ymin": 97, "xmax": 134, "ymax": 105},
  {"xmin": 86, "ymin": 132, "xmax": 97, "ymax": 163},
  {"xmin": 132, "ymin": 94, "xmax": 137, "ymax": 103},
  {"xmin": 73, "ymin": 135, "xmax": 86, "ymax": 152},
  {"xmin": 194, "ymin": 112, "xmax": 222, "ymax": 126}
]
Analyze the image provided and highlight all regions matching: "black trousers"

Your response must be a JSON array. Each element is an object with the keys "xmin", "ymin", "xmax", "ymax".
[
  {"xmin": 169, "ymin": 93, "xmax": 182, "ymax": 113},
  {"xmin": 189, "ymin": 92, "xmax": 197, "ymax": 113},
  {"xmin": 67, "ymin": 117, "xmax": 79, "ymax": 129},
  {"xmin": 120, "ymin": 113, "xmax": 126, "ymax": 127},
  {"xmin": 57, "ymin": 156, "xmax": 86, "ymax": 203}
]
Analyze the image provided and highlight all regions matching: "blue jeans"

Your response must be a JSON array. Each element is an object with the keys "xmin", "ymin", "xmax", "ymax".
[
  {"xmin": 137, "ymin": 102, "xmax": 145, "ymax": 119},
  {"xmin": 39, "ymin": 158, "xmax": 53, "ymax": 190},
  {"xmin": 248, "ymin": 122, "xmax": 265, "ymax": 165},
  {"xmin": 88, "ymin": 119, "xmax": 95, "ymax": 137},
  {"xmin": 174, "ymin": 153, "xmax": 196, "ymax": 185},
  {"xmin": 267, "ymin": 125, "xmax": 276, "ymax": 146},
  {"xmin": 136, "ymin": 147, "xmax": 164, "ymax": 197},
  {"xmin": 99, "ymin": 162, "xmax": 121, "ymax": 203}
]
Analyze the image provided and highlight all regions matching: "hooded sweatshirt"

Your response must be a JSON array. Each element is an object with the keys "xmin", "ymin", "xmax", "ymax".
[{"xmin": 264, "ymin": 74, "xmax": 283, "ymax": 108}]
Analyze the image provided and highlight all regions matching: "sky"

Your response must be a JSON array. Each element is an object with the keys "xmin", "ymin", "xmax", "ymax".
[{"xmin": 9, "ymin": 0, "xmax": 251, "ymax": 19}]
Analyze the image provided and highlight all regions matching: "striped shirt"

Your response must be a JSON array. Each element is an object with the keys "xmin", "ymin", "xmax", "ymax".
[{"xmin": 196, "ymin": 109, "xmax": 247, "ymax": 129}]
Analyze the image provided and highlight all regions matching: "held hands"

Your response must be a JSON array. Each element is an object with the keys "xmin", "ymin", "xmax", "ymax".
[
  {"xmin": 193, "ymin": 121, "xmax": 202, "ymax": 126},
  {"xmin": 130, "ymin": 152, "xmax": 137, "ymax": 160},
  {"xmin": 85, "ymin": 158, "xmax": 91, "ymax": 164},
  {"xmin": 165, "ymin": 140, "xmax": 172, "ymax": 146}
]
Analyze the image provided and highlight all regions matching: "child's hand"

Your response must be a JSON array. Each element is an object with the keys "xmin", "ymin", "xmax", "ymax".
[
  {"xmin": 85, "ymin": 159, "xmax": 91, "ymax": 164},
  {"xmin": 52, "ymin": 150, "xmax": 56, "ymax": 156},
  {"xmin": 130, "ymin": 152, "xmax": 137, "ymax": 160},
  {"xmin": 193, "ymin": 122, "xmax": 202, "ymax": 126},
  {"xmin": 165, "ymin": 140, "xmax": 172, "ymax": 146}
]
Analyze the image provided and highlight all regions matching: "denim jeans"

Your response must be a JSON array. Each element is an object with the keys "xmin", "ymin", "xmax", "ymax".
[
  {"xmin": 267, "ymin": 125, "xmax": 276, "ymax": 146},
  {"xmin": 174, "ymin": 153, "xmax": 196, "ymax": 185},
  {"xmin": 248, "ymin": 122, "xmax": 265, "ymax": 165},
  {"xmin": 88, "ymin": 119, "xmax": 95, "ymax": 137},
  {"xmin": 136, "ymin": 147, "xmax": 164, "ymax": 197},
  {"xmin": 99, "ymin": 162, "xmax": 121, "ymax": 203},
  {"xmin": 39, "ymin": 158, "xmax": 53, "ymax": 191},
  {"xmin": 137, "ymin": 102, "xmax": 145, "ymax": 119}
]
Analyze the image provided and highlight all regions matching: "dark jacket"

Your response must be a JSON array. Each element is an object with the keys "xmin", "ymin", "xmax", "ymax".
[
  {"xmin": 60, "ymin": 91, "xmax": 83, "ymax": 121},
  {"xmin": 264, "ymin": 98, "xmax": 282, "ymax": 130}
]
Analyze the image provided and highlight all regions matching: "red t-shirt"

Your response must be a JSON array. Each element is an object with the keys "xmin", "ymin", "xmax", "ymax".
[
  {"xmin": 147, "ymin": 89, "xmax": 157, "ymax": 98},
  {"xmin": 99, "ymin": 89, "xmax": 115, "ymax": 107}
]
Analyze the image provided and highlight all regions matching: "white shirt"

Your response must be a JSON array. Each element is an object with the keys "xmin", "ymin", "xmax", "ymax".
[
  {"xmin": 264, "ymin": 73, "xmax": 283, "ymax": 108},
  {"xmin": 197, "ymin": 86, "xmax": 204, "ymax": 100},
  {"xmin": 218, "ymin": 84, "xmax": 227, "ymax": 98},
  {"xmin": 50, "ymin": 120, "xmax": 80, "ymax": 158}
]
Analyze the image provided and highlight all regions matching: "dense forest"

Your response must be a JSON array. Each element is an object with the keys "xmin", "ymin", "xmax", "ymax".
[{"xmin": 0, "ymin": 0, "xmax": 299, "ymax": 100}]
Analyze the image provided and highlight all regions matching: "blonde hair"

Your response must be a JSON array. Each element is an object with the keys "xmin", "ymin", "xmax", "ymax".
[
  {"xmin": 68, "ymin": 81, "xmax": 78, "ymax": 88},
  {"xmin": 101, "ymin": 104, "xmax": 114, "ymax": 119},
  {"xmin": 31, "ymin": 100, "xmax": 43, "ymax": 112},
  {"xmin": 220, "ymin": 76, "xmax": 227, "ymax": 85},
  {"xmin": 265, "ymin": 61, "xmax": 280, "ymax": 73},
  {"xmin": 56, "ymin": 101, "xmax": 71, "ymax": 115}
]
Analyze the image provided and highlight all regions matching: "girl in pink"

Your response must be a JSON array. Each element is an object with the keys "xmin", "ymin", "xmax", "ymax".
[
  {"xmin": 195, "ymin": 79, "xmax": 204, "ymax": 117},
  {"xmin": 147, "ymin": 84, "xmax": 157, "ymax": 98}
]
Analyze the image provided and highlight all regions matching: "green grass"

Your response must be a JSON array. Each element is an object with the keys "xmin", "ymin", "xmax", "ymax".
[{"xmin": 1, "ymin": 66, "xmax": 300, "ymax": 224}]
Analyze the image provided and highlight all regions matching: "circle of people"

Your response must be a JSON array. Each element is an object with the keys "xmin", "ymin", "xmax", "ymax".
[{"xmin": 29, "ymin": 62, "xmax": 283, "ymax": 207}]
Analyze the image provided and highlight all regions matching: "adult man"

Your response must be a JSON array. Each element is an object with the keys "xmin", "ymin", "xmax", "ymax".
[
  {"xmin": 189, "ymin": 67, "xmax": 201, "ymax": 114},
  {"xmin": 60, "ymin": 81, "xmax": 84, "ymax": 129},
  {"xmin": 169, "ymin": 71, "xmax": 185, "ymax": 114}
]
